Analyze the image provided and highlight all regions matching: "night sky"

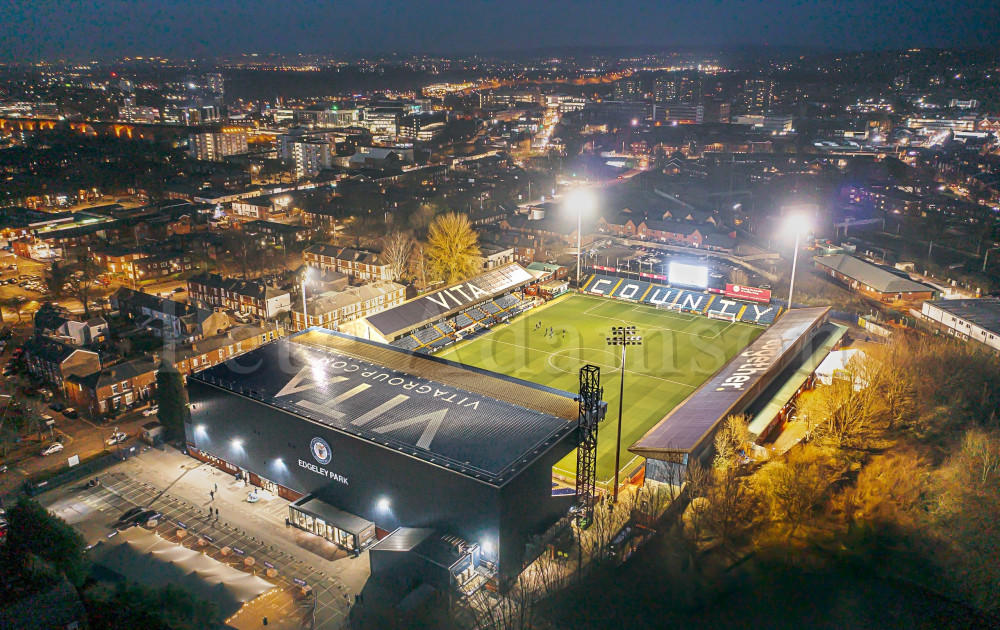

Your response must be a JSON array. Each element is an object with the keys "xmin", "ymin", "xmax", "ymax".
[{"xmin": 3, "ymin": 0, "xmax": 999, "ymax": 61}]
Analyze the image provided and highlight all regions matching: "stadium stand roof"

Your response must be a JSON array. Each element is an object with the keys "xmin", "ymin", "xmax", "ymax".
[
  {"xmin": 191, "ymin": 328, "xmax": 578, "ymax": 486},
  {"xmin": 630, "ymin": 307, "xmax": 831, "ymax": 459},
  {"xmin": 813, "ymin": 254, "xmax": 934, "ymax": 295},
  {"xmin": 363, "ymin": 263, "xmax": 534, "ymax": 340},
  {"xmin": 745, "ymin": 323, "xmax": 848, "ymax": 439}
]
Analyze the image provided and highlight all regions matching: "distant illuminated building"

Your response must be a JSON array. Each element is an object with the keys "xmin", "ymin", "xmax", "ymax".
[{"xmin": 189, "ymin": 129, "xmax": 249, "ymax": 161}]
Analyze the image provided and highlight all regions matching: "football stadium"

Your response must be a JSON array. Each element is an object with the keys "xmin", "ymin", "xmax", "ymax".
[
  {"xmin": 183, "ymin": 260, "xmax": 848, "ymax": 586},
  {"xmin": 436, "ymin": 292, "xmax": 763, "ymax": 490}
]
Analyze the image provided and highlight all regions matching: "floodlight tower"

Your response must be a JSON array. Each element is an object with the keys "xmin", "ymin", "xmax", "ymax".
[
  {"xmin": 784, "ymin": 214, "xmax": 811, "ymax": 310},
  {"xmin": 566, "ymin": 189, "xmax": 595, "ymax": 287},
  {"xmin": 606, "ymin": 325, "xmax": 641, "ymax": 503}
]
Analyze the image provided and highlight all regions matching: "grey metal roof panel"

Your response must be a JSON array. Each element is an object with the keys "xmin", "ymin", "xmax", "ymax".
[
  {"xmin": 191, "ymin": 329, "xmax": 577, "ymax": 486},
  {"xmin": 925, "ymin": 298, "xmax": 1000, "ymax": 336},
  {"xmin": 364, "ymin": 263, "xmax": 534, "ymax": 339},
  {"xmin": 630, "ymin": 307, "xmax": 830, "ymax": 457},
  {"xmin": 813, "ymin": 254, "xmax": 933, "ymax": 294}
]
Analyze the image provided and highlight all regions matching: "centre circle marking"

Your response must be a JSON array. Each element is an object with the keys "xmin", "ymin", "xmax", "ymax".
[{"xmin": 547, "ymin": 348, "xmax": 623, "ymax": 375}]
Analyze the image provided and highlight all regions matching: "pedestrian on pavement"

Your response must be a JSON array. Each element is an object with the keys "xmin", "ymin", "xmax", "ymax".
[
  {"xmin": 214, "ymin": 483, "xmax": 218, "ymax": 492},
  {"xmin": 210, "ymin": 490, "xmax": 215, "ymax": 500}
]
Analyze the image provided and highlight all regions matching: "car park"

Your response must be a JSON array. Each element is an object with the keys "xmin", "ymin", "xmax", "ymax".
[
  {"xmin": 41, "ymin": 442, "xmax": 64, "ymax": 456},
  {"xmin": 116, "ymin": 506, "xmax": 144, "ymax": 524}
]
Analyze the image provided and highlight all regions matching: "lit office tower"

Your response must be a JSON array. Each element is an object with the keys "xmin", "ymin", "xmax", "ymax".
[
  {"xmin": 206, "ymin": 73, "xmax": 224, "ymax": 98},
  {"xmin": 613, "ymin": 76, "xmax": 643, "ymax": 101},
  {"xmin": 188, "ymin": 129, "xmax": 248, "ymax": 161},
  {"xmin": 741, "ymin": 77, "xmax": 774, "ymax": 114},
  {"xmin": 653, "ymin": 72, "xmax": 700, "ymax": 103}
]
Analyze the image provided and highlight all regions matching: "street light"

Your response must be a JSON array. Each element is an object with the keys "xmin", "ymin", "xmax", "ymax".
[
  {"xmin": 983, "ymin": 246, "xmax": 1000, "ymax": 273},
  {"xmin": 300, "ymin": 268, "xmax": 311, "ymax": 331},
  {"xmin": 783, "ymin": 213, "xmax": 811, "ymax": 310},
  {"xmin": 606, "ymin": 326, "xmax": 641, "ymax": 503},
  {"xmin": 566, "ymin": 189, "xmax": 595, "ymax": 287}
]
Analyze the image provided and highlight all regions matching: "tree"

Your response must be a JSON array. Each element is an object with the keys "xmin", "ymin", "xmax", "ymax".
[
  {"xmin": 758, "ymin": 444, "xmax": 835, "ymax": 538},
  {"xmin": 425, "ymin": 212, "xmax": 481, "ymax": 284},
  {"xmin": 83, "ymin": 582, "xmax": 219, "ymax": 630},
  {"xmin": 0, "ymin": 497, "xmax": 88, "ymax": 599},
  {"xmin": 0, "ymin": 296, "xmax": 23, "ymax": 323},
  {"xmin": 729, "ymin": 268, "xmax": 749, "ymax": 287},
  {"xmin": 410, "ymin": 202, "xmax": 441, "ymax": 235},
  {"xmin": 798, "ymin": 355, "xmax": 885, "ymax": 449},
  {"xmin": 64, "ymin": 258, "xmax": 103, "ymax": 318},
  {"xmin": 345, "ymin": 214, "xmax": 376, "ymax": 249},
  {"xmin": 381, "ymin": 231, "xmax": 415, "ymax": 282},
  {"xmin": 155, "ymin": 362, "xmax": 189, "ymax": 439},
  {"xmin": 47, "ymin": 261, "xmax": 70, "ymax": 299},
  {"xmin": 713, "ymin": 414, "xmax": 751, "ymax": 469}
]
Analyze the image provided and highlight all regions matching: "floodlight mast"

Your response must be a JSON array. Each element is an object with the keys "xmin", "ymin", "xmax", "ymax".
[{"xmin": 606, "ymin": 326, "xmax": 641, "ymax": 503}]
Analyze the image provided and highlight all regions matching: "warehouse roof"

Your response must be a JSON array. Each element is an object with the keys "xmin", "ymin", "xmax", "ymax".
[
  {"xmin": 925, "ymin": 297, "xmax": 1000, "ymax": 336},
  {"xmin": 364, "ymin": 263, "xmax": 534, "ymax": 340},
  {"xmin": 191, "ymin": 329, "xmax": 579, "ymax": 486},
  {"xmin": 813, "ymin": 254, "xmax": 933, "ymax": 295},
  {"xmin": 630, "ymin": 307, "xmax": 830, "ymax": 458}
]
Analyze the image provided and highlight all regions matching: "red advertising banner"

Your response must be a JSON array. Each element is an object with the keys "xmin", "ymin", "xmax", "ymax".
[
  {"xmin": 639, "ymin": 272, "xmax": 668, "ymax": 281},
  {"xmin": 593, "ymin": 265, "xmax": 617, "ymax": 272},
  {"xmin": 725, "ymin": 284, "xmax": 771, "ymax": 303}
]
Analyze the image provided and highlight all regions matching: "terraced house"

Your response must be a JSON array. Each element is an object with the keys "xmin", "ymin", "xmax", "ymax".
[
  {"xmin": 303, "ymin": 244, "xmax": 393, "ymax": 282},
  {"xmin": 187, "ymin": 272, "xmax": 292, "ymax": 319}
]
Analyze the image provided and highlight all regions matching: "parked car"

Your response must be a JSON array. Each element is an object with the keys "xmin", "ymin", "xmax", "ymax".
[
  {"xmin": 116, "ymin": 506, "xmax": 144, "ymax": 524},
  {"xmin": 41, "ymin": 442, "xmax": 64, "ymax": 456},
  {"xmin": 48, "ymin": 401, "xmax": 66, "ymax": 412},
  {"xmin": 62, "ymin": 407, "xmax": 79, "ymax": 419},
  {"xmin": 141, "ymin": 405, "xmax": 159, "ymax": 417},
  {"xmin": 106, "ymin": 432, "xmax": 128, "ymax": 445}
]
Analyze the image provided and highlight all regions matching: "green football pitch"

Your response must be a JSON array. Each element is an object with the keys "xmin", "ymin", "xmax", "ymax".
[{"xmin": 436, "ymin": 292, "xmax": 762, "ymax": 489}]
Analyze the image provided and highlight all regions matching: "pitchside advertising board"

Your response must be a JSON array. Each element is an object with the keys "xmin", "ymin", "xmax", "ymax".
[{"xmin": 725, "ymin": 284, "xmax": 771, "ymax": 303}]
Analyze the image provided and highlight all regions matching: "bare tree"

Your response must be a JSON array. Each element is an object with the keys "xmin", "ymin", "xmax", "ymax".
[
  {"xmin": 713, "ymin": 414, "xmax": 751, "ymax": 468},
  {"xmin": 757, "ymin": 444, "xmax": 833, "ymax": 538},
  {"xmin": 64, "ymin": 259, "xmax": 103, "ymax": 318},
  {"xmin": 381, "ymin": 231, "xmax": 415, "ymax": 282},
  {"xmin": 798, "ymin": 355, "xmax": 885, "ymax": 449}
]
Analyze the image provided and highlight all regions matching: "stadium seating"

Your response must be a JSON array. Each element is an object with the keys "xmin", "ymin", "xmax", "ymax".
[
  {"xmin": 740, "ymin": 302, "xmax": 780, "ymax": 325},
  {"xmin": 429, "ymin": 337, "xmax": 452, "ymax": 350},
  {"xmin": 480, "ymin": 301, "xmax": 501, "ymax": 315},
  {"xmin": 392, "ymin": 335, "xmax": 421, "ymax": 351},
  {"xmin": 466, "ymin": 307, "xmax": 487, "ymax": 321},
  {"xmin": 436, "ymin": 321, "xmax": 455, "ymax": 335},
  {"xmin": 706, "ymin": 297, "xmax": 743, "ymax": 320},
  {"xmin": 609, "ymin": 279, "xmax": 652, "ymax": 302},
  {"xmin": 414, "ymin": 327, "xmax": 443, "ymax": 345},
  {"xmin": 453, "ymin": 313, "xmax": 474, "ymax": 328},
  {"xmin": 495, "ymin": 294, "xmax": 520, "ymax": 310},
  {"xmin": 673, "ymin": 290, "xmax": 712, "ymax": 313}
]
